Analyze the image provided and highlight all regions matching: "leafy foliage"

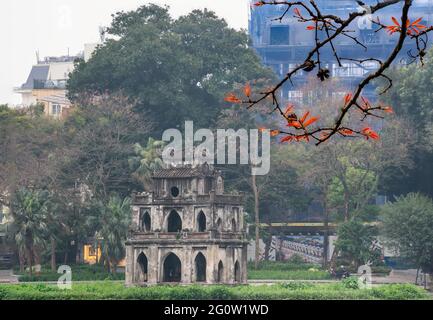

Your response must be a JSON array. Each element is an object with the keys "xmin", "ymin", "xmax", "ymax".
[
  {"xmin": 381, "ymin": 52, "xmax": 433, "ymax": 198},
  {"xmin": 129, "ymin": 138, "xmax": 165, "ymax": 190},
  {"xmin": 93, "ymin": 196, "xmax": 131, "ymax": 272},
  {"xmin": 334, "ymin": 220, "xmax": 381, "ymax": 268},
  {"xmin": 381, "ymin": 193, "xmax": 433, "ymax": 274}
]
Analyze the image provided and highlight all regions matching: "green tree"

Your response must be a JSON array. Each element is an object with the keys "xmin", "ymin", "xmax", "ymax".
[
  {"xmin": 9, "ymin": 188, "xmax": 50, "ymax": 274},
  {"xmin": 0, "ymin": 105, "xmax": 58, "ymax": 209},
  {"xmin": 67, "ymin": 4, "xmax": 274, "ymax": 136},
  {"xmin": 59, "ymin": 94, "xmax": 150, "ymax": 201},
  {"xmin": 95, "ymin": 196, "xmax": 131, "ymax": 273},
  {"xmin": 381, "ymin": 53, "xmax": 433, "ymax": 197},
  {"xmin": 129, "ymin": 138, "xmax": 165, "ymax": 190},
  {"xmin": 381, "ymin": 193, "xmax": 433, "ymax": 276},
  {"xmin": 334, "ymin": 220, "xmax": 381, "ymax": 269}
]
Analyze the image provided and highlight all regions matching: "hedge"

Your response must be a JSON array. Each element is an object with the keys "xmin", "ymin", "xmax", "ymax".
[{"xmin": 0, "ymin": 282, "xmax": 429, "ymax": 300}]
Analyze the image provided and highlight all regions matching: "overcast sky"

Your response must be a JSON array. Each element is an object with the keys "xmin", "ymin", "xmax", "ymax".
[{"xmin": 0, "ymin": 0, "xmax": 250, "ymax": 105}]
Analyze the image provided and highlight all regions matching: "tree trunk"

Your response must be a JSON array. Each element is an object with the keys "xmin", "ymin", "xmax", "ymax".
[
  {"xmin": 343, "ymin": 191, "xmax": 350, "ymax": 221},
  {"xmin": 33, "ymin": 247, "xmax": 41, "ymax": 273},
  {"xmin": 251, "ymin": 172, "xmax": 260, "ymax": 269},
  {"xmin": 64, "ymin": 250, "xmax": 68, "ymax": 265},
  {"xmin": 50, "ymin": 237, "xmax": 56, "ymax": 272},
  {"xmin": 26, "ymin": 246, "xmax": 33, "ymax": 277},
  {"xmin": 19, "ymin": 249, "xmax": 25, "ymax": 272},
  {"xmin": 75, "ymin": 241, "xmax": 81, "ymax": 264}
]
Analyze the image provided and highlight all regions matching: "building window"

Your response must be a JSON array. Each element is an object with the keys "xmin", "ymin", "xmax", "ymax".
[
  {"xmin": 52, "ymin": 104, "xmax": 61, "ymax": 116},
  {"xmin": 139, "ymin": 210, "xmax": 151, "ymax": 232},
  {"xmin": 360, "ymin": 29, "xmax": 378, "ymax": 44},
  {"xmin": 288, "ymin": 90, "xmax": 303, "ymax": 103},
  {"xmin": 270, "ymin": 26, "xmax": 290, "ymax": 45},
  {"xmin": 170, "ymin": 186, "xmax": 180, "ymax": 197},
  {"xmin": 197, "ymin": 211, "xmax": 206, "ymax": 232}
]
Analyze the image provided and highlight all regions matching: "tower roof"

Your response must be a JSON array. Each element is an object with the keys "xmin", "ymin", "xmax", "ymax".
[{"xmin": 152, "ymin": 164, "xmax": 219, "ymax": 179}]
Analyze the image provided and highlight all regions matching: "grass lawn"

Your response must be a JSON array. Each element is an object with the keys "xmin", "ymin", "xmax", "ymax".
[
  {"xmin": 14, "ymin": 264, "xmax": 124, "ymax": 282},
  {"xmin": 248, "ymin": 269, "xmax": 331, "ymax": 280},
  {"xmin": 0, "ymin": 281, "xmax": 429, "ymax": 300},
  {"xmin": 247, "ymin": 261, "xmax": 331, "ymax": 280}
]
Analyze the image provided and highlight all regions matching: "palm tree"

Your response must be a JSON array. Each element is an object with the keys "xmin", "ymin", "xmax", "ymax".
[
  {"xmin": 96, "ymin": 196, "xmax": 131, "ymax": 273},
  {"xmin": 10, "ymin": 188, "xmax": 50, "ymax": 275},
  {"xmin": 129, "ymin": 138, "xmax": 165, "ymax": 190}
]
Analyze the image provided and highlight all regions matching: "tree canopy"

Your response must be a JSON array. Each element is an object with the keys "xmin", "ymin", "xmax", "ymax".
[
  {"xmin": 67, "ymin": 4, "xmax": 274, "ymax": 136},
  {"xmin": 382, "ymin": 193, "xmax": 433, "ymax": 274}
]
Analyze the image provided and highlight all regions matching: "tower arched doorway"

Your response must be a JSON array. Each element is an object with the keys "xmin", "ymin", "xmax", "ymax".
[
  {"xmin": 234, "ymin": 260, "xmax": 241, "ymax": 283},
  {"xmin": 163, "ymin": 253, "xmax": 182, "ymax": 282},
  {"xmin": 195, "ymin": 252, "xmax": 207, "ymax": 282},
  {"xmin": 167, "ymin": 210, "xmax": 182, "ymax": 233},
  {"xmin": 137, "ymin": 252, "xmax": 148, "ymax": 283},
  {"xmin": 217, "ymin": 261, "xmax": 224, "ymax": 283}
]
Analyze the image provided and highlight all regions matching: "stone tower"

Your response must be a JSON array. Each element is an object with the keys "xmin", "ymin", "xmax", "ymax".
[{"xmin": 125, "ymin": 163, "xmax": 248, "ymax": 285}]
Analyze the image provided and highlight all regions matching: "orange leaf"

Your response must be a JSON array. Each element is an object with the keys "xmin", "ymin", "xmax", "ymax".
[
  {"xmin": 295, "ymin": 135, "xmax": 310, "ymax": 142},
  {"xmin": 284, "ymin": 104, "xmax": 294, "ymax": 116},
  {"xmin": 392, "ymin": 17, "xmax": 400, "ymax": 27},
  {"xmin": 412, "ymin": 17, "xmax": 423, "ymax": 26},
  {"xmin": 244, "ymin": 82, "xmax": 251, "ymax": 98},
  {"xmin": 270, "ymin": 130, "xmax": 280, "ymax": 137},
  {"xmin": 362, "ymin": 127, "xmax": 380, "ymax": 140},
  {"xmin": 306, "ymin": 25, "xmax": 316, "ymax": 30},
  {"xmin": 303, "ymin": 116, "xmax": 319, "ymax": 128},
  {"xmin": 287, "ymin": 121, "xmax": 302, "ymax": 129},
  {"xmin": 344, "ymin": 93, "xmax": 352, "ymax": 105},
  {"xmin": 224, "ymin": 93, "xmax": 241, "ymax": 104},
  {"xmin": 254, "ymin": 1, "xmax": 265, "ymax": 6},
  {"xmin": 258, "ymin": 127, "xmax": 267, "ymax": 133},
  {"xmin": 320, "ymin": 132, "xmax": 330, "ymax": 140},
  {"xmin": 280, "ymin": 136, "xmax": 294, "ymax": 143},
  {"xmin": 360, "ymin": 96, "xmax": 371, "ymax": 110},
  {"xmin": 300, "ymin": 111, "xmax": 310, "ymax": 124},
  {"xmin": 383, "ymin": 106, "xmax": 394, "ymax": 114},
  {"xmin": 339, "ymin": 128, "xmax": 354, "ymax": 136}
]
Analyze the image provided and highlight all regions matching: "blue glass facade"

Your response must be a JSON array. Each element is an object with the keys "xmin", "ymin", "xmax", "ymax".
[{"xmin": 249, "ymin": 0, "xmax": 433, "ymax": 101}]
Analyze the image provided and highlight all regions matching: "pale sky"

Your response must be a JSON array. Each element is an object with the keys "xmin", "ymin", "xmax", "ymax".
[{"xmin": 0, "ymin": 0, "xmax": 250, "ymax": 105}]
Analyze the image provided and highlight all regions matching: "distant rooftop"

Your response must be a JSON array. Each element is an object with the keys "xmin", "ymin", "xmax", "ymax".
[
  {"xmin": 15, "ymin": 54, "xmax": 82, "ymax": 92},
  {"xmin": 37, "ymin": 54, "xmax": 83, "ymax": 65}
]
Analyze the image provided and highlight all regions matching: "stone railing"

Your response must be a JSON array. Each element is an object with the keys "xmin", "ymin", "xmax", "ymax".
[{"xmin": 132, "ymin": 230, "xmax": 246, "ymax": 241}]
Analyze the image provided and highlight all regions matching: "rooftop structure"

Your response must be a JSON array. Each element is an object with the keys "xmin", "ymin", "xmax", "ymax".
[{"xmin": 14, "ymin": 43, "xmax": 99, "ymax": 117}]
